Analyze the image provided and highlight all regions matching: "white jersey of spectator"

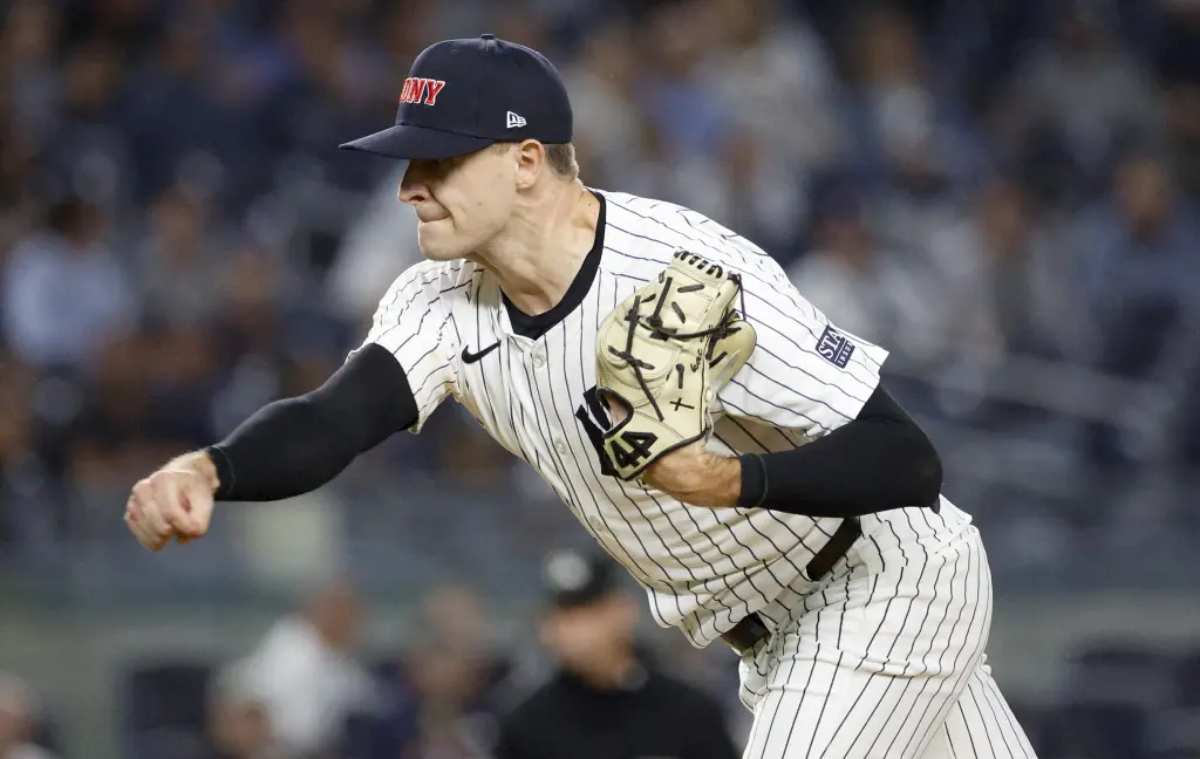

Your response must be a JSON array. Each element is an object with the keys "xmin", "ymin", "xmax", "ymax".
[
  {"xmin": 239, "ymin": 614, "xmax": 377, "ymax": 756},
  {"xmin": 328, "ymin": 164, "xmax": 423, "ymax": 321},
  {"xmin": 357, "ymin": 189, "xmax": 1037, "ymax": 757},
  {"xmin": 3, "ymin": 745, "xmax": 59, "ymax": 759}
]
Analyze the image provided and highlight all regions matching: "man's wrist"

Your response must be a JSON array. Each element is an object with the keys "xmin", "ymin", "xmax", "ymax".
[
  {"xmin": 169, "ymin": 450, "xmax": 222, "ymax": 495},
  {"xmin": 675, "ymin": 451, "xmax": 740, "ymax": 508},
  {"xmin": 707, "ymin": 453, "xmax": 742, "ymax": 508},
  {"xmin": 643, "ymin": 443, "xmax": 741, "ymax": 508}
]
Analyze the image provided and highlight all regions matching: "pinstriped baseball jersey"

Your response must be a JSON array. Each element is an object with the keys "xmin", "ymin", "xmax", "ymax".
[{"xmin": 356, "ymin": 189, "xmax": 957, "ymax": 649}]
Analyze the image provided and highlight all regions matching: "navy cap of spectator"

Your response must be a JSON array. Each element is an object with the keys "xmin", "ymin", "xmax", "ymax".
[
  {"xmin": 340, "ymin": 34, "xmax": 573, "ymax": 160},
  {"xmin": 542, "ymin": 550, "xmax": 618, "ymax": 610}
]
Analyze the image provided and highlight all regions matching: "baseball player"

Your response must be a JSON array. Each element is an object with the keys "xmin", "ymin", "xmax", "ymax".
[{"xmin": 124, "ymin": 35, "xmax": 1038, "ymax": 758}]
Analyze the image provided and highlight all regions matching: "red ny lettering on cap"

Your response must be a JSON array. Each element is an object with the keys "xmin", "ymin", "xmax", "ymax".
[{"xmin": 399, "ymin": 77, "xmax": 447, "ymax": 106}]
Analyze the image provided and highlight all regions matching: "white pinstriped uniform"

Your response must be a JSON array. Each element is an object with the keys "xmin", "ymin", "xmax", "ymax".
[{"xmin": 358, "ymin": 190, "xmax": 1037, "ymax": 758}]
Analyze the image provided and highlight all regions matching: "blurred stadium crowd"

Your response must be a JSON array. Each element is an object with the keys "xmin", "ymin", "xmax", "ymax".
[{"xmin": 1, "ymin": 0, "xmax": 1199, "ymax": 757}]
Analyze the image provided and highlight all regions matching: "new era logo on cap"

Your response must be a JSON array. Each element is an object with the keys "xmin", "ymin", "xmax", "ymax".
[{"xmin": 506, "ymin": 111, "xmax": 527, "ymax": 129}]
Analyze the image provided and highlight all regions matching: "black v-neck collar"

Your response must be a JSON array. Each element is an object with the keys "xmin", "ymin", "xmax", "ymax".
[{"xmin": 503, "ymin": 192, "xmax": 606, "ymax": 340}]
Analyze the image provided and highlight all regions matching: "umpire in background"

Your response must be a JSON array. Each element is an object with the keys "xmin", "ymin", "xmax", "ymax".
[{"xmin": 495, "ymin": 551, "xmax": 738, "ymax": 759}]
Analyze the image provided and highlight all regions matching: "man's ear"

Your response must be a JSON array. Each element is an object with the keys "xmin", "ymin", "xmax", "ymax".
[
  {"xmin": 538, "ymin": 612, "xmax": 560, "ymax": 650},
  {"xmin": 514, "ymin": 139, "xmax": 546, "ymax": 190}
]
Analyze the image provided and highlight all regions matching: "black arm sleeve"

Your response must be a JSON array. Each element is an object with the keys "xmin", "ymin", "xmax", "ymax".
[
  {"xmin": 736, "ymin": 383, "xmax": 942, "ymax": 517},
  {"xmin": 206, "ymin": 343, "xmax": 418, "ymax": 501}
]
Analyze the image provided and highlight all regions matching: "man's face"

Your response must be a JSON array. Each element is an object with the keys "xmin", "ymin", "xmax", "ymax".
[
  {"xmin": 398, "ymin": 145, "xmax": 518, "ymax": 261},
  {"xmin": 541, "ymin": 593, "xmax": 638, "ymax": 673}
]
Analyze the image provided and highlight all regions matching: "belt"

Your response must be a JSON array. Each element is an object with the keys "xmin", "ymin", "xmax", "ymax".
[{"xmin": 720, "ymin": 517, "xmax": 862, "ymax": 656}]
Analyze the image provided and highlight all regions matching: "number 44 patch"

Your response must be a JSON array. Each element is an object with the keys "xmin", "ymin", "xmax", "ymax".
[
  {"xmin": 575, "ymin": 386, "xmax": 658, "ymax": 476},
  {"xmin": 608, "ymin": 430, "xmax": 657, "ymax": 470}
]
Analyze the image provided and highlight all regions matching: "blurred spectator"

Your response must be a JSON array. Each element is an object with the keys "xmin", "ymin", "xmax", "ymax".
[
  {"xmin": 635, "ymin": 1, "xmax": 727, "ymax": 157},
  {"xmin": 697, "ymin": 0, "xmax": 835, "ymax": 251},
  {"xmin": 495, "ymin": 551, "xmax": 738, "ymax": 759},
  {"xmin": 1077, "ymin": 149, "xmax": 1198, "ymax": 380},
  {"xmin": 0, "ymin": 0, "xmax": 61, "ymax": 251},
  {"xmin": 1003, "ymin": 1, "xmax": 1161, "ymax": 195},
  {"xmin": 326, "ymin": 165, "xmax": 421, "ymax": 322},
  {"xmin": 253, "ymin": 2, "xmax": 389, "ymax": 194},
  {"xmin": 207, "ymin": 242, "xmax": 289, "ymax": 435},
  {"xmin": 845, "ymin": 5, "xmax": 979, "ymax": 291},
  {"xmin": 628, "ymin": 1, "xmax": 736, "ymax": 221},
  {"xmin": 1, "ymin": 195, "xmax": 134, "ymax": 373},
  {"xmin": 0, "ymin": 103, "xmax": 39, "ymax": 254},
  {"xmin": 41, "ymin": 36, "xmax": 131, "ymax": 207},
  {"xmin": 703, "ymin": 0, "xmax": 842, "ymax": 173},
  {"xmin": 927, "ymin": 176, "xmax": 1094, "ymax": 365},
  {"xmin": 787, "ymin": 184, "xmax": 939, "ymax": 360},
  {"xmin": 1157, "ymin": 0, "xmax": 1200, "ymax": 198},
  {"xmin": 118, "ymin": 8, "xmax": 237, "ymax": 202},
  {"xmin": 0, "ymin": 355, "xmax": 54, "ymax": 551},
  {"xmin": 1074, "ymin": 148, "xmax": 1199, "ymax": 463},
  {"xmin": 401, "ymin": 584, "xmax": 509, "ymax": 759},
  {"xmin": 204, "ymin": 664, "xmax": 285, "ymax": 759},
  {"xmin": 136, "ymin": 183, "xmax": 224, "ymax": 328},
  {"xmin": 0, "ymin": 0, "xmax": 62, "ymax": 142},
  {"xmin": 560, "ymin": 21, "xmax": 645, "ymax": 192},
  {"xmin": 237, "ymin": 579, "xmax": 378, "ymax": 758},
  {"xmin": 0, "ymin": 672, "xmax": 59, "ymax": 759},
  {"xmin": 348, "ymin": 584, "xmax": 510, "ymax": 759}
]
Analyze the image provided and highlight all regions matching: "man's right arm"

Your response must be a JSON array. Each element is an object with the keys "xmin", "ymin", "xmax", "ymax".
[
  {"xmin": 207, "ymin": 343, "xmax": 417, "ymax": 500},
  {"xmin": 124, "ymin": 343, "xmax": 416, "ymax": 551}
]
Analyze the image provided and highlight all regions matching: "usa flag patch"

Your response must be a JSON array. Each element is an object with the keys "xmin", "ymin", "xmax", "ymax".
[{"xmin": 816, "ymin": 325, "xmax": 855, "ymax": 368}]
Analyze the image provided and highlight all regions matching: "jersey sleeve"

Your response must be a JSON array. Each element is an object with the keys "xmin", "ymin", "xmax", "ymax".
[
  {"xmin": 351, "ymin": 261, "xmax": 461, "ymax": 433},
  {"xmin": 717, "ymin": 258, "xmax": 889, "ymax": 438}
]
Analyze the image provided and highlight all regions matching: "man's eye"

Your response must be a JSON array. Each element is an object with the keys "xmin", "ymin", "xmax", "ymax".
[{"xmin": 434, "ymin": 156, "xmax": 463, "ymax": 173}]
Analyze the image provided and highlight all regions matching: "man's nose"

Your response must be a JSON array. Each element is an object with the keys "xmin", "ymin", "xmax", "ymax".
[{"xmin": 398, "ymin": 165, "xmax": 429, "ymax": 205}]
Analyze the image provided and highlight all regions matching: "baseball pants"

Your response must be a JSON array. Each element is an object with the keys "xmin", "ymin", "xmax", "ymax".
[{"xmin": 738, "ymin": 521, "xmax": 1038, "ymax": 758}]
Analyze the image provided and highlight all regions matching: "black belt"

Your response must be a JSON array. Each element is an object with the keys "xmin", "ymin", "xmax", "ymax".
[{"xmin": 720, "ymin": 517, "xmax": 862, "ymax": 656}]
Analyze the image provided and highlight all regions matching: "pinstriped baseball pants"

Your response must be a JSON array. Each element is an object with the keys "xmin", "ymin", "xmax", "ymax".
[{"xmin": 737, "ymin": 522, "xmax": 1038, "ymax": 758}]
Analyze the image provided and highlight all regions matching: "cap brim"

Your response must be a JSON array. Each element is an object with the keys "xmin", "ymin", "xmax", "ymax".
[{"xmin": 338, "ymin": 124, "xmax": 494, "ymax": 160}]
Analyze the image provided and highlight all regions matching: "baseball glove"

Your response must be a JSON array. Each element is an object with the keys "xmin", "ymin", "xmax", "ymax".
[{"xmin": 596, "ymin": 249, "xmax": 757, "ymax": 481}]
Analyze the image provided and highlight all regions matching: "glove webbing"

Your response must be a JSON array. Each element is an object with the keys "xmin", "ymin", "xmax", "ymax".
[{"xmin": 605, "ymin": 273, "xmax": 747, "ymax": 424}]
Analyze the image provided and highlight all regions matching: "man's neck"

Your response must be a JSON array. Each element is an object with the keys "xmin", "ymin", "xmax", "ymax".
[{"xmin": 473, "ymin": 179, "xmax": 599, "ymax": 316}]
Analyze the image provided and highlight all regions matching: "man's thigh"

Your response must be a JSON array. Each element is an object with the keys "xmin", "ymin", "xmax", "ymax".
[
  {"xmin": 739, "ymin": 527, "xmax": 993, "ymax": 758},
  {"xmin": 918, "ymin": 663, "xmax": 1039, "ymax": 759},
  {"xmin": 741, "ymin": 651, "xmax": 970, "ymax": 759}
]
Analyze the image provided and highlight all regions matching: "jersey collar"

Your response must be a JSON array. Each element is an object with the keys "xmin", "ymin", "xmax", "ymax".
[{"xmin": 503, "ymin": 191, "xmax": 606, "ymax": 340}]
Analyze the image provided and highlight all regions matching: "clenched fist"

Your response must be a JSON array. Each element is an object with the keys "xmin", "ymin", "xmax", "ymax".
[{"xmin": 124, "ymin": 451, "xmax": 220, "ymax": 551}]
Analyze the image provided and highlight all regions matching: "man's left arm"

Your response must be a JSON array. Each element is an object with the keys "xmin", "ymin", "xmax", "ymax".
[
  {"xmin": 645, "ymin": 382, "xmax": 942, "ymax": 514},
  {"xmin": 643, "ymin": 258, "xmax": 941, "ymax": 514}
]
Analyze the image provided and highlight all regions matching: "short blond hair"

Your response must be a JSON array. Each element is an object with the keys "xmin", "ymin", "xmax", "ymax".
[{"xmin": 544, "ymin": 142, "xmax": 579, "ymax": 179}]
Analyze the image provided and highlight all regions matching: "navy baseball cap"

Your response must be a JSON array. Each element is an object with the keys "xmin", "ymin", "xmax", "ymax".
[
  {"xmin": 340, "ymin": 34, "xmax": 573, "ymax": 160},
  {"xmin": 542, "ymin": 550, "xmax": 619, "ymax": 609}
]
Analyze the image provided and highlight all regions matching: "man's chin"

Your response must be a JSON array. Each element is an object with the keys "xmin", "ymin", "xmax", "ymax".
[{"xmin": 416, "ymin": 234, "xmax": 467, "ymax": 262}]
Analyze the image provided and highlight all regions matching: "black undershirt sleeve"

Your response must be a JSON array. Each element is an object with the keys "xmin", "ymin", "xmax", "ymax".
[
  {"xmin": 206, "ymin": 343, "xmax": 418, "ymax": 501},
  {"xmin": 736, "ymin": 383, "xmax": 942, "ymax": 517}
]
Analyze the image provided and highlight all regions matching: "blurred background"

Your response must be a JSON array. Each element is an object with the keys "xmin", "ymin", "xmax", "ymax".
[{"xmin": 1, "ymin": 0, "xmax": 1198, "ymax": 757}]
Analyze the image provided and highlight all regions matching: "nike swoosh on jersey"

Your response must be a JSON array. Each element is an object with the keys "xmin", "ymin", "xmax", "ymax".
[{"xmin": 461, "ymin": 341, "xmax": 501, "ymax": 363}]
